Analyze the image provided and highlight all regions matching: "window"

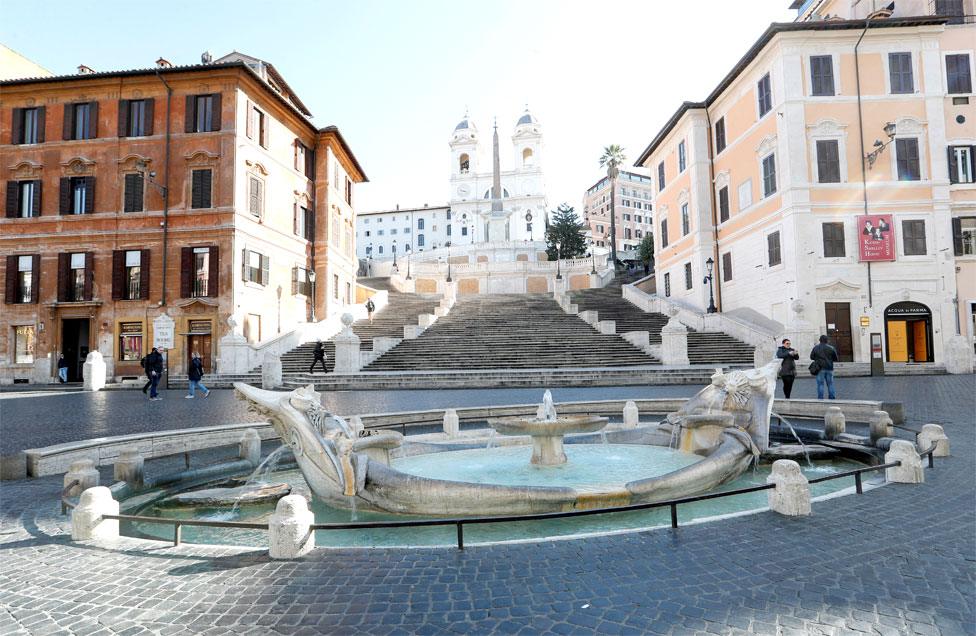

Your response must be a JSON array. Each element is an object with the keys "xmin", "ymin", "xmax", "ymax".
[
  {"xmin": 949, "ymin": 146, "xmax": 975, "ymax": 184},
  {"xmin": 14, "ymin": 326, "xmax": 35, "ymax": 364},
  {"xmin": 895, "ymin": 138, "xmax": 921, "ymax": 181},
  {"xmin": 124, "ymin": 250, "xmax": 142, "ymax": 300},
  {"xmin": 447, "ymin": 224, "xmax": 452, "ymax": 236},
  {"xmin": 660, "ymin": 219, "xmax": 669, "ymax": 247},
  {"xmin": 378, "ymin": 245, "xmax": 384, "ymax": 254},
  {"xmin": 418, "ymin": 234, "xmax": 425, "ymax": 247},
  {"xmin": 889, "ymin": 53, "xmax": 914, "ymax": 94},
  {"xmin": 345, "ymin": 177, "xmax": 353, "ymax": 205},
  {"xmin": 722, "ymin": 252, "xmax": 732, "ymax": 282},
  {"xmin": 65, "ymin": 102, "xmax": 96, "ymax": 140},
  {"xmin": 68, "ymin": 253, "xmax": 87, "ymax": 301},
  {"xmin": 681, "ymin": 203, "xmax": 690, "ymax": 235},
  {"xmin": 657, "ymin": 162, "xmax": 666, "ymax": 191},
  {"xmin": 417, "ymin": 218, "xmax": 425, "ymax": 230},
  {"xmin": 243, "ymin": 249, "xmax": 269, "ymax": 285},
  {"xmin": 247, "ymin": 105, "xmax": 268, "ymax": 148},
  {"xmin": 459, "ymin": 153, "xmax": 470, "ymax": 173},
  {"xmin": 292, "ymin": 267, "xmax": 311, "ymax": 296},
  {"xmin": 684, "ymin": 263, "xmax": 692, "ymax": 290},
  {"xmin": 390, "ymin": 228, "xmax": 398, "ymax": 235},
  {"xmin": 935, "ymin": 0, "xmax": 966, "ymax": 24},
  {"xmin": 664, "ymin": 272, "xmax": 671, "ymax": 297},
  {"xmin": 761, "ymin": 154, "xmax": 777, "ymax": 197},
  {"xmin": 738, "ymin": 179, "xmax": 753, "ymax": 209},
  {"xmin": 902, "ymin": 220, "xmax": 927, "ymax": 255},
  {"xmin": 10, "ymin": 255, "xmax": 37, "ymax": 303},
  {"xmin": 333, "ymin": 274, "xmax": 340, "ymax": 300},
  {"xmin": 60, "ymin": 176, "xmax": 94, "ymax": 215},
  {"xmin": 461, "ymin": 226, "xmax": 468, "ymax": 236},
  {"xmin": 625, "ymin": 228, "xmax": 632, "ymax": 240},
  {"xmin": 296, "ymin": 205, "xmax": 314, "ymax": 240},
  {"xmin": 767, "ymin": 231, "xmax": 782, "ymax": 266},
  {"xmin": 296, "ymin": 141, "xmax": 314, "ymax": 178},
  {"xmin": 13, "ymin": 107, "xmax": 44, "ymax": 144},
  {"xmin": 718, "ymin": 186, "xmax": 730, "ymax": 223},
  {"xmin": 7, "ymin": 180, "xmax": 41, "ymax": 218},
  {"xmin": 248, "ymin": 176, "xmax": 264, "ymax": 218},
  {"xmin": 191, "ymin": 169, "xmax": 212, "ymax": 209},
  {"xmin": 123, "ymin": 173, "xmax": 144, "ymax": 212},
  {"xmin": 118, "ymin": 322, "xmax": 143, "ymax": 361},
  {"xmin": 757, "ymin": 73, "xmax": 772, "ymax": 117},
  {"xmin": 953, "ymin": 217, "xmax": 976, "ymax": 256},
  {"xmin": 192, "ymin": 248, "xmax": 210, "ymax": 297},
  {"xmin": 816, "ymin": 140, "xmax": 841, "ymax": 183},
  {"xmin": 187, "ymin": 94, "xmax": 220, "ymax": 133},
  {"xmin": 946, "ymin": 54, "xmax": 972, "ymax": 95},
  {"xmin": 810, "ymin": 55, "xmax": 835, "ymax": 96},
  {"xmin": 715, "ymin": 117, "xmax": 726, "ymax": 153},
  {"xmin": 119, "ymin": 99, "xmax": 152, "ymax": 137},
  {"xmin": 678, "ymin": 141, "xmax": 687, "ymax": 172},
  {"xmin": 822, "ymin": 222, "xmax": 846, "ymax": 257},
  {"xmin": 623, "ymin": 214, "xmax": 631, "ymax": 221}
]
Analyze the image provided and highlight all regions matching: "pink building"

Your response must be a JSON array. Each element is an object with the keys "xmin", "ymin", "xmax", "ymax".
[{"xmin": 582, "ymin": 170, "xmax": 654, "ymax": 255}]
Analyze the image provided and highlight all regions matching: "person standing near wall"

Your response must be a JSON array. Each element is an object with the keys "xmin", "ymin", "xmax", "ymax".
[
  {"xmin": 776, "ymin": 338, "xmax": 799, "ymax": 399},
  {"xmin": 57, "ymin": 354, "xmax": 69, "ymax": 384},
  {"xmin": 145, "ymin": 347, "xmax": 164, "ymax": 401},
  {"xmin": 810, "ymin": 335, "xmax": 839, "ymax": 400}
]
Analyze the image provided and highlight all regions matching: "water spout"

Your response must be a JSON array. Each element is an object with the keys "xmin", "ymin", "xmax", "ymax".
[
  {"xmin": 772, "ymin": 412, "xmax": 813, "ymax": 468},
  {"xmin": 540, "ymin": 389, "xmax": 557, "ymax": 422},
  {"xmin": 244, "ymin": 445, "xmax": 288, "ymax": 485}
]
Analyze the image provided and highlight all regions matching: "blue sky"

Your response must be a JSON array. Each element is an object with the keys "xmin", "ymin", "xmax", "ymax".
[{"xmin": 2, "ymin": 0, "xmax": 795, "ymax": 211}]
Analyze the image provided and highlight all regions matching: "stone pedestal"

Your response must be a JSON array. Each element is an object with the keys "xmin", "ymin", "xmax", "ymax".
[
  {"xmin": 598, "ymin": 320, "xmax": 616, "ymax": 335},
  {"xmin": 333, "ymin": 314, "xmax": 362, "ymax": 373},
  {"xmin": 64, "ymin": 459, "xmax": 100, "ymax": 496},
  {"xmin": 82, "ymin": 351, "xmax": 106, "ymax": 392},
  {"xmin": 943, "ymin": 334, "xmax": 974, "ymax": 374},
  {"xmin": 443, "ymin": 281, "xmax": 457, "ymax": 302},
  {"xmin": 261, "ymin": 353, "xmax": 282, "ymax": 389},
  {"xmin": 218, "ymin": 333, "xmax": 253, "ymax": 374},
  {"xmin": 622, "ymin": 401, "xmax": 639, "ymax": 428},
  {"xmin": 661, "ymin": 317, "xmax": 690, "ymax": 366},
  {"xmin": 766, "ymin": 459, "xmax": 811, "ymax": 516},
  {"xmin": 113, "ymin": 448, "xmax": 144, "ymax": 487},
  {"xmin": 443, "ymin": 409, "xmax": 459, "ymax": 437},
  {"xmin": 885, "ymin": 439, "xmax": 924, "ymax": 484},
  {"xmin": 418, "ymin": 313, "xmax": 437, "ymax": 328},
  {"xmin": 269, "ymin": 495, "xmax": 315, "ymax": 559},
  {"xmin": 578, "ymin": 310, "xmax": 598, "ymax": 326},
  {"xmin": 71, "ymin": 486, "xmax": 119, "ymax": 541},
  {"xmin": 824, "ymin": 407, "xmax": 846, "ymax": 440},
  {"xmin": 917, "ymin": 424, "xmax": 949, "ymax": 457},
  {"xmin": 753, "ymin": 341, "xmax": 777, "ymax": 368},
  {"xmin": 869, "ymin": 411, "xmax": 894, "ymax": 445},
  {"xmin": 239, "ymin": 429, "xmax": 261, "ymax": 466}
]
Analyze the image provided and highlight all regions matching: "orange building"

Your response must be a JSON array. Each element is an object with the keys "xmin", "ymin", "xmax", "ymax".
[{"xmin": 1, "ymin": 53, "xmax": 366, "ymax": 384}]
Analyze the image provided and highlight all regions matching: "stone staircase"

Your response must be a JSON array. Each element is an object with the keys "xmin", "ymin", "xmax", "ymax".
[
  {"xmin": 569, "ymin": 283, "xmax": 755, "ymax": 365},
  {"xmin": 363, "ymin": 293, "xmax": 658, "ymax": 371}
]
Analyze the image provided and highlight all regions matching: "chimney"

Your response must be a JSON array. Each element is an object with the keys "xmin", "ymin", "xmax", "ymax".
[
  {"xmin": 155, "ymin": 57, "xmax": 172, "ymax": 69},
  {"xmin": 201, "ymin": 51, "xmax": 213, "ymax": 64},
  {"xmin": 396, "ymin": 204, "xmax": 399, "ymax": 211},
  {"xmin": 424, "ymin": 203, "xmax": 428, "ymax": 208},
  {"xmin": 77, "ymin": 65, "xmax": 95, "ymax": 75}
]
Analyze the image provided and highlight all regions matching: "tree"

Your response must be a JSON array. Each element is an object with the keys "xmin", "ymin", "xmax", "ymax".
[
  {"xmin": 545, "ymin": 204, "xmax": 587, "ymax": 261},
  {"xmin": 638, "ymin": 233, "xmax": 655, "ymax": 272},
  {"xmin": 598, "ymin": 144, "xmax": 626, "ymax": 268}
]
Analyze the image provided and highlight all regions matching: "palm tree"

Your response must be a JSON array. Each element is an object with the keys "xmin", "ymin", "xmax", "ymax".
[{"xmin": 599, "ymin": 145, "xmax": 626, "ymax": 269}]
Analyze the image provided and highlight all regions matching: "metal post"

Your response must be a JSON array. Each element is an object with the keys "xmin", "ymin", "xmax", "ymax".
[
  {"xmin": 174, "ymin": 522, "xmax": 182, "ymax": 547},
  {"xmin": 928, "ymin": 452, "xmax": 934, "ymax": 468},
  {"xmin": 854, "ymin": 471, "xmax": 863, "ymax": 494},
  {"xmin": 456, "ymin": 522, "xmax": 464, "ymax": 550},
  {"xmin": 670, "ymin": 504, "xmax": 678, "ymax": 528},
  {"xmin": 184, "ymin": 451, "xmax": 190, "ymax": 469}
]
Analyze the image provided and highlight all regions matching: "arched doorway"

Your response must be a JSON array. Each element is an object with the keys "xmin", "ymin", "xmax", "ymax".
[{"xmin": 884, "ymin": 302, "xmax": 933, "ymax": 362}]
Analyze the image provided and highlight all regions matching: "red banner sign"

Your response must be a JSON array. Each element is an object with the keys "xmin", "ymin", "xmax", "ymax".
[{"xmin": 857, "ymin": 214, "xmax": 895, "ymax": 262}]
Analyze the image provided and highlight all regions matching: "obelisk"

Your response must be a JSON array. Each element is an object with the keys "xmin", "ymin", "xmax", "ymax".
[{"xmin": 487, "ymin": 120, "xmax": 509, "ymax": 242}]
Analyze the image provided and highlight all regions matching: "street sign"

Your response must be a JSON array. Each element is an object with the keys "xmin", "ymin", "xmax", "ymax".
[
  {"xmin": 153, "ymin": 313, "xmax": 175, "ymax": 349},
  {"xmin": 859, "ymin": 316, "xmax": 870, "ymax": 327}
]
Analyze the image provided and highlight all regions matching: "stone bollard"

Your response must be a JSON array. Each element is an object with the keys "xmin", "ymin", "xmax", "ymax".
[
  {"xmin": 82, "ymin": 351, "xmax": 107, "ymax": 392},
  {"xmin": 64, "ymin": 459, "xmax": 100, "ymax": 496},
  {"xmin": 239, "ymin": 429, "xmax": 261, "ymax": 466},
  {"xmin": 660, "ymin": 316, "xmax": 690, "ymax": 366},
  {"xmin": 269, "ymin": 495, "xmax": 315, "ymax": 559},
  {"xmin": 869, "ymin": 411, "xmax": 894, "ymax": 445},
  {"xmin": 823, "ymin": 407, "xmax": 846, "ymax": 440},
  {"xmin": 333, "ymin": 313, "xmax": 362, "ymax": 373},
  {"xmin": 884, "ymin": 439, "xmax": 924, "ymax": 484},
  {"xmin": 71, "ymin": 486, "xmax": 119, "ymax": 541},
  {"xmin": 113, "ymin": 448, "xmax": 144, "ymax": 488},
  {"xmin": 623, "ymin": 401, "xmax": 639, "ymax": 428},
  {"xmin": 443, "ymin": 409, "xmax": 459, "ymax": 437},
  {"xmin": 916, "ymin": 424, "xmax": 949, "ymax": 457},
  {"xmin": 262, "ymin": 353, "xmax": 282, "ymax": 389},
  {"xmin": 766, "ymin": 460, "xmax": 811, "ymax": 516}
]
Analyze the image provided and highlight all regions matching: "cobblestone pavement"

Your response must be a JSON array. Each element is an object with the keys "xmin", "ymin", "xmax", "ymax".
[{"xmin": 0, "ymin": 375, "xmax": 973, "ymax": 634}]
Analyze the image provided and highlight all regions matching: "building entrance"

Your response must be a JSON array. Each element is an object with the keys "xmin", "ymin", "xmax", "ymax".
[
  {"xmin": 824, "ymin": 302, "xmax": 854, "ymax": 362},
  {"xmin": 61, "ymin": 318, "xmax": 90, "ymax": 382},
  {"xmin": 884, "ymin": 302, "xmax": 932, "ymax": 363},
  {"xmin": 186, "ymin": 319, "xmax": 213, "ymax": 373}
]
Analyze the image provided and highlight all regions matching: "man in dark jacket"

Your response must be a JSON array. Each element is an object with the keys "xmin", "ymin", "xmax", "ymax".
[
  {"xmin": 57, "ymin": 354, "xmax": 69, "ymax": 383},
  {"xmin": 775, "ymin": 338, "xmax": 799, "ymax": 399},
  {"xmin": 810, "ymin": 335, "xmax": 839, "ymax": 400},
  {"xmin": 186, "ymin": 352, "xmax": 211, "ymax": 399},
  {"xmin": 309, "ymin": 341, "xmax": 327, "ymax": 374},
  {"xmin": 145, "ymin": 347, "xmax": 164, "ymax": 401}
]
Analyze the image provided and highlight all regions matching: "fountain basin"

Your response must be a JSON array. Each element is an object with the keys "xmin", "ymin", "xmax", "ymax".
[
  {"xmin": 157, "ymin": 482, "xmax": 291, "ymax": 508},
  {"xmin": 488, "ymin": 415, "xmax": 609, "ymax": 465}
]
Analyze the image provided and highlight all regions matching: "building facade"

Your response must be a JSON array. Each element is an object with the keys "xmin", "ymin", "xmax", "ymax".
[
  {"xmin": 636, "ymin": 2, "xmax": 975, "ymax": 366},
  {"xmin": 582, "ymin": 170, "xmax": 654, "ymax": 253},
  {"xmin": 355, "ymin": 204, "xmax": 453, "ymax": 261},
  {"xmin": 1, "ymin": 53, "xmax": 366, "ymax": 384}
]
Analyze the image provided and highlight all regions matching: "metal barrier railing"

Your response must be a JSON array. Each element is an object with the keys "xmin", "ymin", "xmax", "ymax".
[{"xmin": 60, "ymin": 443, "xmax": 938, "ymax": 550}]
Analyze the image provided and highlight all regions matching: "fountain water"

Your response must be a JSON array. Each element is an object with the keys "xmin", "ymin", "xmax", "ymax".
[
  {"xmin": 244, "ymin": 445, "xmax": 288, "ymax": 485},
  {"xmin": 771, "ymin": 412, "xmax": 813, "ymax": 468}
]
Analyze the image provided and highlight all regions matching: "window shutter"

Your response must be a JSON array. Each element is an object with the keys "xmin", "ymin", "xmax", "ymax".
[
  {"xmin": 261, "ymin": 254, "xmax": 269, "ymax": 286},
  {"xmin": 242, "ymin": 249, "xmax": 248, "ymax": 282},
  {"xmin": 5, "ymin": 181, "xmax": 17, "ymax": 218},
  {"xmin": 208, "ymin": 246, "xmax": 219, "ymax": 297},
  {"xmin": 35, "ymin": 107, "xmax": 46, "ymax": 143},
  {"xmin": 180, "ymin": 247, "xmax": 193, "ymax": 298},
  {"xmin": 57, "ymin": 253, "xmax": 70, "ymax": 302},
  {"xmin": 32, "ymin": 180, "xmax": 42, "ymax": 216},
  {"xmin": 307, "ymin": 148, "xmax": 316, "ymax": 180},
  {"xmin": 30, "ymin": 254, "xmax": 40, "ymax": 303},
  {"xmin": 139, "ymin": 250, "xmax": 151, "ymax": 299},
  {"xmin": 11, "ymin": 108, "xmax": 22, "ymax": 144},
  {"xmin": 246, "ymin": 102, "xmax": 254, "ymax": 139},
  {"xmin": 83, "ymin": 252, "xmax": 94, "ymax": 300},
  {"xmin": 5, "ymin": 255, "xmax": 17, "ymax": 304},
  {"xmin": 260, "ymin": 115, "xmax": 268, "ymax": 148},
  {"xmin": 84, "ymin": 177, "xmax": 95, "ymax": 213},
  {"xmin": 952, "ymin": 217, "xmax": 963, "ymax": 256},
  {"xmin": 62, "ymin": 103, "xmax": 74, "ymax": 140},
  {"xmin": 59, "ymin": 177, "xmax": 70, "ymax": 214},
  {"xmin": 87, "ymin": 101, "xmax": 98, "ymax": 138},
  {"xmin": 293, "ymin": 139, "xmax": 299, "ymax": 170},
  {"xmin": 948, "ymin": 147, "xmax": 958, "ymax": 184},
  {"xmin": 190, "ymin": 170, "xmax": 201, "ymax": 208},
  {"xmin": 143, "ymin": 99, "xmax": 154, "ymax": 136},
  {"xmin": 306, "ymin": 207, "xmax": 315, "ymax": 241},
  {"xmin": 111, "ymin": 251, "xmax": 124, "ymax": 300},
  {"xmin": 185, "ymin": 95, "xmax": 196, "ymax": 133},
  {"xmin": 118, "ymin": 99, "xmax": 129, "ymax": 137},
  {"xmin": 291, "ymin": 267, "xmax": 298, "ymax": 296},
  {"xmin": 201, "ymin": 170, "xmax": 212, "ymax": 208},
  {"xmin": 210, "ymin": 93, "xmax": 222, "ymax": 131},
  {"xmin": 293, "ymin": 203, "xmax": 299, "ymax": 235}
]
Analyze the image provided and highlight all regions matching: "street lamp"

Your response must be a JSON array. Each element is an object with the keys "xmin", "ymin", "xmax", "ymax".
[
  {"xmin": 555, "ymin": 241, "xmax": 562, "ymax": 280},
  {"xmin": 865, "ymin": 121, "xmax": 897, "ymax": 169},
  {"xmin": 392, "ymin": 239, "xmax": 398, "ymax": 273},
  {"xmin": 703, "ymin": 257, "xmax": 717, "ymax": 314},
  {"xmin": 276, "ymin": 285, "xmax": 282, "ymax": 334},
  {"xmin": 308, "ymin": 270, "xmax": 317, "ymax": 322},
  {"xmin": 589, "ymin": 239, "xmax": 597, "ymax": 275},
  {"xmin": 446, "ymin": 243, "xmax": 452, "ymax": 282},
  {"xmin": 405, "ymin": 248, "xmax": 412, "ymax": 280}
]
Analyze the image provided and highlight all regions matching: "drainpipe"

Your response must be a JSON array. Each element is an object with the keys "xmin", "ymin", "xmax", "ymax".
[
  {"xmin": 854, "ymin": 18, "xmax": 873, "ymax": 308},
  {"xmin": 154, "ymin": 68, "xmax": 173, "ymax": 307},
  {"xmin": 704, "ymin": 110, "xmax": 723, "ymax": 312}
]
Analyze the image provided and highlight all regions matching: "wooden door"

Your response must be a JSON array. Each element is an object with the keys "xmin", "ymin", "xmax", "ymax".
[
  {"xmin": 911, "ymin": 320, "xmax": 928, "ymax": 362},
  {"xmin": 824, "ymin": 302, "xmax": 854, "ymax": 362},
  {"xmin": 888, "ymin": 320, "xmax": 908, "ymax": 362},
  {"xmin": 187, "ymin": 335, "xmax": 213, "ymax": 373}
]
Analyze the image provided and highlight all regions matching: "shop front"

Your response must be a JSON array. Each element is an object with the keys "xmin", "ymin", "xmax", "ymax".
[{"xmin": 884, "ymin": 302, "xmax": 933, "ymax": 363}]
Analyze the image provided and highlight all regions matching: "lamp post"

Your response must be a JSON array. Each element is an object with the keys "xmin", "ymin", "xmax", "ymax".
[
  {"xmin": 276, "ymin": 285, "xmax": 282, "ymax": 334},
  {"xmin": 446, "ymin": 243, "xmax": 452, "ymax": 282},
  {"xmin": 308, "ymin": 270, "xmax": 317, "ymax": 322},
  {"xmin": 703, "ymin": 257, "xmax": 717, "ymax": 314},
  {"xmin": 392, "ymin": 239, "xmax": 398, "ymax": 273},
  {"xmin": 590, "ymin": 239, "xmax": 597, "ymax": 275},
  {"xmin": 555, "ymin": 241, "xmax": 562, "ymax": 280},
  {"xmin": 405, "ymin": 249, "xmax": 412, "ymax": 280}
]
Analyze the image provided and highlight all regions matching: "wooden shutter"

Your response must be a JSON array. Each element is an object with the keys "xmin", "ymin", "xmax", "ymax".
[
  {"xmin": 84, "ymin": 177, "xmax": 95, "ymax": 213},
  {"xmin": 59, "ymin": 177, "xmax": 70, "ymax": 214},
  {"xmin": 948, "ymin": 147, "xmax": 958, "ymax": 184},
  {"xmin": 63, "ymin": 103, "xmax": 74, "ymax": 140},
  {"xmin": 953, "ymin": 217, "xmax": 964, "ymax": 256},
  {"xmin": 5, "ymin": 255, "xmax": 17, "ymax": 304},
  {"xmin": 306, "ymin": 148, "xmax": 315, "ymax": 180},
  {"xmin": 32, "ymin": 180, "xmax": 42, "ymax": 216},
  {"xmin": 185, "ymin": 95, "xmax": 196, "ymax": 133},
  {"xmin": 87, "ymin": 101, "xmax": 98, "ymax": 138},
  {"xmin": 210, "ymin": 93, "xmax": 222, "ymax": 131},
  {"xmin": 293, "ymin": 203, "xmax": 299, "ymax": 235},
  {"xmin": 111, "ymin": 251, "xmax": 124, "ymax": 300},
  {"xmin": 35, "ymin": 107, "xmax": 46, "ymax": 143},
  {"xmin": 139, "ymin": 250, "xmax": 151, "ymax": 299},
  {"xmin": 11, "ymin": 108, "xmax": 22, "ymax": 144},
  {"xmin": 180, "ymin": 247, "xmax": 193, "ymax": 298},
  {"xmin": 305, "ymin": 207, "xmax": 315, "ymax": 241},
  {"xmin": 118, "ymin": 99, "xmax": 129, "ymax": 137},
  {"xmin": 5, "ymin": 181, "xmax": 17, "ymax": 218},
  {"xmin": 83, "ymin": 252, "xmax": 94, "ymax": 300},
  {"xmin": 208, "ymin": 246, "xmax": 219, "ymax": 297},
  {"xmin": 57, "ymin": 253, "xmax": 70, "ymax": 302},
  {"xmin": 143, "ymin": 99, "xmax": 154, "ymax": 136},
  {"xmin": 241, "ymin": 248, "xmax": 249, "ymax": 282},
  {"xmin": 260, "ymin": 254, "xmax": 269, "ymax": 286},
  {"xmin": 259, "ymin": 113, "xmax": 268, "ymax": 148},
  {"xmin": 124, "ymin": 173, "xmax": 144, "ymax": 212},
  {"xmin": 246, "ymin": 102, "xmax": 254, "ymax": 139},
  {"xmin": 190, "ymin": 170, "xmax": 201, "ymax": 208},
  {"xmin": 30, "ymin": 254, "xmax": 40, "ymax": 303}
]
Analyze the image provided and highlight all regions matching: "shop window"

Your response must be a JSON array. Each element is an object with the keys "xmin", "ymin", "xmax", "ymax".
[
  {"xmin": 118, "ymin": 322, "xmax": 143, "ymax": 361},
  {"xmin": 14, "ymin": 325, "xmax": 35, "ymax": 363}
]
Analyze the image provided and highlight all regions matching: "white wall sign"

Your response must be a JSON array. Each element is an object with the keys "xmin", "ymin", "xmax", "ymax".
[{"xmin": 153, "ymin": 314, "xmax": 175, "ymax": 349}]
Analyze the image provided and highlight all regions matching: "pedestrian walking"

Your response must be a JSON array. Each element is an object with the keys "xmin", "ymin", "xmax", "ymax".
[
  {"xmin": 145, "ymin": 347, "xmax": 164, "ymax": 400},
  {"xmin": 365, "ymin": 298, "xmax": 376, "ymax": 324},
  {"xmin": 309, "ymin": 340, "xmax": 328, "ymax": 374},
  {"xmin": 809, "ymin": 335, "xmax": 839, "ymax": 400},
  {"xmin": 57, "ymin": 354, "xmax": 69, "ymax": 383},
  {"xmin": 140, "ymin": 354, "xmax": 152, "ymax": 394},
  {"xmin": 775, "ymin": 338, "xmax": 799, "ymax": 399},
  {"xmin": 185, "ymin": 352, "xmax": 211, "ymax": 399}
]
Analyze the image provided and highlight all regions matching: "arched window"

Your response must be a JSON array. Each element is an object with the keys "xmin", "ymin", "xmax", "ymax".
[
  {"xmin": 459, "ymin": 153, "xmax": 470, "ymax": 173},
  {"xmin": 522, "ymin": 148, "xmax": 534, "ymax": 166},
  {"xmin": 483, "ymin": 188, "xmax": 510, "ymax": 199}
]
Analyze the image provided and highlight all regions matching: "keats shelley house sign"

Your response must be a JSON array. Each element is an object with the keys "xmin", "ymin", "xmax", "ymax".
[{"xmin": 857, "ymin": 214, "xmax": 895, "ymax": 262}]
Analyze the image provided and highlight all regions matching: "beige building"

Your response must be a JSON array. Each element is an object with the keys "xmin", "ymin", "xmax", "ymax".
[
  {"xmin": 0, "ymin": 44, "xmax": 52, "ymax": 81},
  {"xmin": 636, "ymin": 1, "xmax": 975, "ymax": 368},
  {"xmin": 582, "ymin": 170, "xmax": 654, "ymax": 255}
]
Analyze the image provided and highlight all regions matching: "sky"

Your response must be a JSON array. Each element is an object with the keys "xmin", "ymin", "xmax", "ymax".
[{"xmin": 1, "ymin": 0, "xmax": 795, "ymax": 213}]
